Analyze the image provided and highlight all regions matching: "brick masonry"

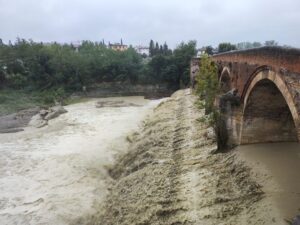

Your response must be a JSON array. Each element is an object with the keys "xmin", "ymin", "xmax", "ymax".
[{"xmin": 209, "ymin": 47, "xmax": 300, "ymax": 145}]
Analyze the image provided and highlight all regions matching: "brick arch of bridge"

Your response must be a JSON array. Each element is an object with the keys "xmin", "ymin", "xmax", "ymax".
[
  {"xmin": 239, "ymin": 69, "xmax": 300, "ymax": 144},
  {"xmin": 219, "ymin": 67, "xmax": 232, "ymax": 93}
]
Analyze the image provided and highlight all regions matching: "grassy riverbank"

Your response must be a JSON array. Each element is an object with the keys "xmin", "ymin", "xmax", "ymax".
[
  {"xmin": 0, "ymin": 85, "xmax": 173, "ymax": 116},
  {"xmin": 0, "ymin": 89, "xmax": 46, "ymax": 116}
]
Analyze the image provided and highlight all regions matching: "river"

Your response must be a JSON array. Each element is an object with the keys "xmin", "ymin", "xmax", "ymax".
[
  {"xmin": 0, "ymin": 96, "xmax": 162, "ymax": 225},
  {"xmin": 236, "ymin": 142, "xmax": 300, "ymax": 221}
]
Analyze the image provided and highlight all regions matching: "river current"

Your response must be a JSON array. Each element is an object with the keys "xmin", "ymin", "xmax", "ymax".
[
  {"xmin": 236, "ymin": 143, "xmax": 300, "ymax": 220},
  {"xmin": 0, "ymin": 96, "xmax": 161, "ymax": 225}
]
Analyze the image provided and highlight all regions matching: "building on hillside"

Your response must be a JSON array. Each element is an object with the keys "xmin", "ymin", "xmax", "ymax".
[
  {"xmin": 109, "ymin": 39, "xmax": 128, "ymax": 51},
  {"xmin": 134, "ymin": 45, "xmax": 150, "ymax": 56}
]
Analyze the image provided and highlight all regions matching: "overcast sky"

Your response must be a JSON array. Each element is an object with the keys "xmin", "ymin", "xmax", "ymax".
[{"xmin": 0, "ymin": 0, "xmax": 299, "ymax": 48}]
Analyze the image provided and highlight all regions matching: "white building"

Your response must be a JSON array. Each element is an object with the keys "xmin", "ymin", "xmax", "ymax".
[{"xmin": 196, "ymin": 47, "xmax": 207, "ymax": 57}]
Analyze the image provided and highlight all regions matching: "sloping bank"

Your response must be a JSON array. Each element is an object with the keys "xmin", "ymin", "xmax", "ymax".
[{"xmin": 92, "ymin": 89, "xmax": 280, "ymax": 225}]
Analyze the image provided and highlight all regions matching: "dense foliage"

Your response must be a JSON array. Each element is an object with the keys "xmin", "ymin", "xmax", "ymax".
[
  {"xmin": 194, "ymin": 54, "xmax": 218, "ymax": 114},
  {"xmin": 147, "ymin": 40, "xmax": 197, "ymax": 87},
  {"xmin": 149, "ymin": 40, "xmax": 172, "ymax": 57},
  {"xmin": 217, "ymin": 40, "xmax": 278, "ymax": 53},
  {"xmin": 194, "ymin": 54, "xmax": 228, "ymax": 150},
  {"xmin": 217, "ymin": 42, "xmax": 237, "ymax": 53},
  {"xmin": 0, "ymin": 38, "xmax": 197, "ymax": 94}
]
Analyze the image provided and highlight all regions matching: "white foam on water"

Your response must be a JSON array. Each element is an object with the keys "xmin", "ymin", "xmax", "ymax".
[{"xmin": 0, "ymin": 96, "xmax": 163, "ymax": 225}]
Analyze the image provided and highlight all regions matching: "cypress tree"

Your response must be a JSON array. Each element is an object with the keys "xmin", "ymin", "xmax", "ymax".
[
  {"xmin": 149, "ymin": 40, "xmax": 154, "ymax": 57},
  {"xmin": 163, "ymin": 42, "xmax": 168, "ymax": 55},
  {"xmin": 155, "ymin": 42, "xmax": 159, "ymax": 55},
  {"xmin": 159, "ymin": 45, "xmax": 163, "ymax": 54}
]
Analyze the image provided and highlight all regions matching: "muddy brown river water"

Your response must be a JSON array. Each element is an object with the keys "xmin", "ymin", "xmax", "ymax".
[
  {"xmin": 0, "ymin": 96, "xmax": 162, "ymax": 225},
  {"xmin": 236, "ymin": 143, "xmax": 300, "ymax": 221},
  {"xmin": 1, "ymin": 93, "xmax": 300, "ymax": 224}
]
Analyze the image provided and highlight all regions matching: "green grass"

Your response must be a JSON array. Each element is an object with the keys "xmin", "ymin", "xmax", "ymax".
[
  {"xmin": 0, "ymin": 89, "xmax": 46, "ymax": 116},
  {"xmin": 0, "ymin": 89, "xmax": 90, "ymax": 116}
]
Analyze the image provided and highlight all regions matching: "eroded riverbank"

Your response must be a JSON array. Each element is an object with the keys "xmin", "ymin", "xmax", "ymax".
[{"xmin": 0, "ymin": 96, "xmax": 161, "ymax": 225}]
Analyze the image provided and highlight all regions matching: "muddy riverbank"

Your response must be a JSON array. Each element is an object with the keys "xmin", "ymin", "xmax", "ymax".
[{"xmin": 95, "ymin": 89, "xmax": 289, "ymax": 225}]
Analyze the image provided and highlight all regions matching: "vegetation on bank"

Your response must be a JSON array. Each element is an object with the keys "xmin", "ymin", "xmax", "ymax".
[
  {"xmin": 194, "ymin": 54, "xmax": 218, "ymax": 114},
  {"xmin": 201, "ymin": 40, "xmax": 279, "ymax": 55},
  {"xmin": 0, "ymin": 89, "xmax": 46, "ymax": 116},
  {"xmin": 194, "ymin": 54, "xmax": 228, "ymax": 151},
  {"xmin": 0, "ymin": 39, "xmax": 196, "ymax": 106}
]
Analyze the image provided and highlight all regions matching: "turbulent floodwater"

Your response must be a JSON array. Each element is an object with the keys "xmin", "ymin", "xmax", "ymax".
[
  {"xmin": 0, "ymin": 96, "xmax": 161, "ymax": 225},
  {"xmin": 236, "ymin": 143, "xmax": 300, "ymax": 220}
]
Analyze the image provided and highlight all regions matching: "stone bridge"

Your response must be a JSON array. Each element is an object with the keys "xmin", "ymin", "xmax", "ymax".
[{"xmin": 192, "ymin": 47, "xmax": 300, "ymax": 146}]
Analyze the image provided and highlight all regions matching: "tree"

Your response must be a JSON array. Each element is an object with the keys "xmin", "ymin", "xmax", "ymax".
[
  {"xmin": 195, "ymin": 54, "xmax": 218, "ymax": 114},
  {"xmin": 236, "ymin": 42, "xmax": 262, "ymax": 50},
  {"xmin": 205, "ymin": 46, "xmax": 213, "ymax": 55},
  {"xmin": 195, "ymin": 54, "xmax": 230, "ymax": 150},
  {"xmin": 155, "ymin": 42, "xmax": 159, "ymax": 55},
  {"xmin": 173, "ymin": 40, "xmax": 197, "ymax": 87},
  {"xmin": 159, "ymin": 45, "xmax": 163, "ymax": 54},
  {"xmin": 264, "ymin": 40, "xmax": 278, "ymax": 46},
  {"xmin": 253, "ymin": 42, "xmax": 262, "ymax": 48},
  {"xmin": 163, "ymin": 42, "xmax": 168, "ymax": 53},
  {"xmin": 218, "ymin": 42, "xmax": 237, "ymax": 53},
  {"xmin": 149, "ymin": 40, "xmax": 154, "ymax": 57}
]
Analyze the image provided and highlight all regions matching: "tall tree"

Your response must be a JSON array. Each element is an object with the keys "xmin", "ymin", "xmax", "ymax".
[
  {"xmin": 253, "ymin": 42, "xmax": 262, "ymax": 48},
  {"xmin": 163, "ymin": 42, "xmax": 168, "ymax": 55},
  {"xmin": 218, "ymin": 42, "xmax": 237, "ymax": 53},
  {"xmin": 205, "ymin": 46, "xmax": 213, "ymax": 55},
  {"xmin": 195, "ymin": 54, "xmax": 218, "ymax": 113},
  {"xmin": 149, "ymin": 40, "xmax": 154, "ymax": 57},
  {"xmin": 173, "ymin": 40, "xmax": 197, "ymax": 87},
  {"xmin": 264, "ymin": 40, "xmax": 278, "ymax": 46},
  {"xmin": 155, "ymin": 42, "xmax": 159, "ymax": 55},
  {"xmin": 159, "ymin": 45, "xmax": 163, "ymax": 54}
]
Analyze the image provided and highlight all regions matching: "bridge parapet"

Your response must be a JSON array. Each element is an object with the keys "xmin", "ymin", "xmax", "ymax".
[
  {"xmin": 212, "ymin": 46, "xmax": 300, "ymax": 74},
  {"xmin": 209, "ymin": 47, "xmax": 300, "ymax": 146}
]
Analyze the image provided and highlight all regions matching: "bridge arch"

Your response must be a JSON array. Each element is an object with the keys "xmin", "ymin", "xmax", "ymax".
[
  {"xmin": 240, "ymin": 69, "xmax": 300, "ymax": 144},
  {"xmin": 219, "ymin": 67, "xmax": 232, "ymax": 93}
]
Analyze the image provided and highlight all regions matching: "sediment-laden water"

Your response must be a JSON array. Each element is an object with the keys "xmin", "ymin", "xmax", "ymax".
[
  {"xmin": 236, "ymin": 143, "xmax": 300, "ymax": 221},
  {"xmin": 0, "ymin": 96, "xmax": 161, "ymax": 225},
  {"xmin": 1, "ymin": 91, "xmax": 299, "ymax": 225}
]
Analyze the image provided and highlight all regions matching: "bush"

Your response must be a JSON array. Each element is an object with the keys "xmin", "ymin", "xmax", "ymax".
[
  {"xmin": 195, "ymin": 54, "xmax": 218, "ymax": 114},
  {"xmin": 40, "ymin": 88, "xmax": 67, "ymax": 105},
  {"xmin": 194, "ymin": 54, "xmax": 230, "ymax": 152}
]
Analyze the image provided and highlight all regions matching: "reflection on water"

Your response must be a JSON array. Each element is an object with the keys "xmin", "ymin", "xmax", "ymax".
[
  {"xmin": 236, "ymin": 142, "xmax": 300, "ymax": 219},
  {"xmin": 0, "ymin": 96, "xmax": 162, "ymax": 225}
]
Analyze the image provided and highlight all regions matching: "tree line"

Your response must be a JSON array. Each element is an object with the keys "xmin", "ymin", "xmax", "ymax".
[
  {"xmin": 149, "ymin": 40, "xmax": 172, "ymax": 57},
  {"xmin": 201, "ymin": 40, "xmax": 279, "ymax": 55},
  {"xmin": 0, "ymin": 38, "xmax": 197, "ymax": 94}
]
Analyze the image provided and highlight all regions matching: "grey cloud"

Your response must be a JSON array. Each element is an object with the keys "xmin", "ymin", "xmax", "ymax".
[{"xmin": 0, "ymin": 0, "xmax": 299, "ymax": 48}]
